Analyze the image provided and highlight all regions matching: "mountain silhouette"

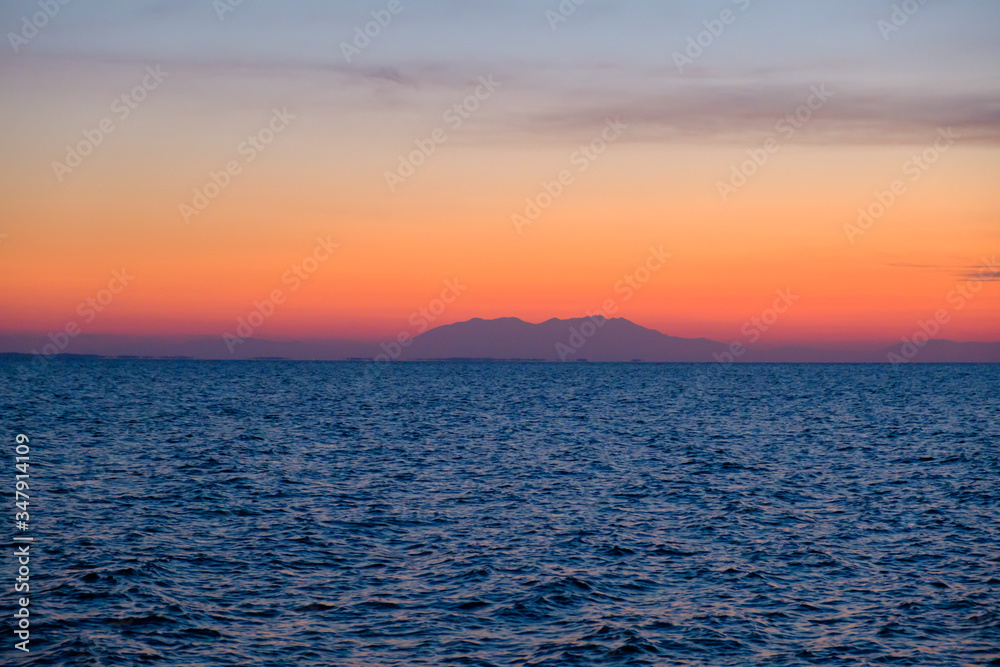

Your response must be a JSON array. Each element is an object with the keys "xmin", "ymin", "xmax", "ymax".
[
  {"xmin": 397, "ymin": 317, "xmax": 1000, "ymax": 363},
  {"xmin": 2, "ymin": 318, "xmax": 998, "ymax": 362},
  {"xmin": 398, "ymin": 316, "xmax": 726, "ymax": 362}
]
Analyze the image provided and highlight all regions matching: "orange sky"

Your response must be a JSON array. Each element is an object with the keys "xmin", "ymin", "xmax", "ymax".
[{"xmin": 1, "ymin": 2, "xmax": 998, "ymax": 347}]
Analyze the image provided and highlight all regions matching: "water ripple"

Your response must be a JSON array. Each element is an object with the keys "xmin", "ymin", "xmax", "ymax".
[{"xmin": 2, "ymin": 360, "xmax": 999, "ymax": 665}]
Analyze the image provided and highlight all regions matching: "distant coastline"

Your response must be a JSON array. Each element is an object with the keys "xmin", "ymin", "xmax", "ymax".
[{"xmin": 2, "ymin": 316, "xmax": 999, "ymax": 363}]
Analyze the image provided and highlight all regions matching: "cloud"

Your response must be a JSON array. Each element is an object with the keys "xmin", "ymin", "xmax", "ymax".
[
  {"xmin": 887, "ymin": 261, "xmax": 1000, "ymax": 282},
  {"xmin": 956, "ymin": 264, "xmax": 1000, "ymax": 281},
  {"xmin": 6, "ymin": 0, "xmax": 1000, "ymax": 147},
  {"xmin": 498, "ymin": 73, "xmax": 1000, "ymax": 145}
]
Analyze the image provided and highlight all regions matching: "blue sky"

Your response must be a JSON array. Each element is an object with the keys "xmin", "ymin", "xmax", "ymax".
[{"xmin": 3, "ymin": 0, "xmax": 999, "ymax": 145}]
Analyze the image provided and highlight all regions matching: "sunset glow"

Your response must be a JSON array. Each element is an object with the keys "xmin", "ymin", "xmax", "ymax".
[{"xmin": 1, "ymin": 1, "xmax": 998, "ymax": 351}]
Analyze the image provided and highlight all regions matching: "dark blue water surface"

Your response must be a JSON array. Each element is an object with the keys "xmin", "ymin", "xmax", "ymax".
[{"xmin": 2, "ymin": 360, "xmax": 999, "ymax": 666}]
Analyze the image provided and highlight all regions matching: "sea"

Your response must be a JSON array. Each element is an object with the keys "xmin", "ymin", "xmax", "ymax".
[{"xmin": 2, "ymin": 359, "xmax": 998, "ymax": 666}]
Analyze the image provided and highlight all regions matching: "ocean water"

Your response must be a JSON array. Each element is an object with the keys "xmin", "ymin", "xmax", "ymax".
[{"xmin": 2, "ymin": 359, "xmax": 999, "ymax": 666}]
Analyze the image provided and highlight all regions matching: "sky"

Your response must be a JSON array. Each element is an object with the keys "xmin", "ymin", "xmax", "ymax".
[{"xmin": 1, "ymin": 0, "xmax": 998, "ymax": 348}]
